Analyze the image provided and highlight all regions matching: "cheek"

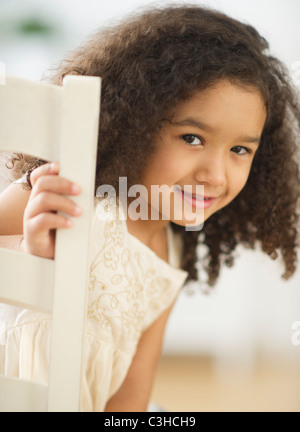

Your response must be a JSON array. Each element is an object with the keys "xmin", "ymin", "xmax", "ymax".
[
  {"xmin": 144, "ymin": 153, "xmax": 185, "ymax": 185},
  {"xmin": 228, "ymin": 165, "xmax": 252, "ymax": 199}
]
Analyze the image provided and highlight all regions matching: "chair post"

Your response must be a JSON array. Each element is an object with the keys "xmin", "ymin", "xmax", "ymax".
[{"xmin": 47, "ymin": 76, "xmax": 101, "ymax": 412}]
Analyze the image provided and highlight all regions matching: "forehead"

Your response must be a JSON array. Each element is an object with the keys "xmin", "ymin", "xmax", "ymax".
[{"xmin": 171, "ymin": 80, "xmax": 267, "ymax": 133}]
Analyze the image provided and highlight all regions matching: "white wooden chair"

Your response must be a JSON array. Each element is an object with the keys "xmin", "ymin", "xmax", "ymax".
[{"xmin": 0, "ymin": 75, "xmax": 101, "ymax": 411}]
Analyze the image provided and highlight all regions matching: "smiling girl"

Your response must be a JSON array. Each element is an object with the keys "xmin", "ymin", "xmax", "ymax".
[{"xmin": 0, "ymin": 5, "xmax": 299, "ymax": 411}]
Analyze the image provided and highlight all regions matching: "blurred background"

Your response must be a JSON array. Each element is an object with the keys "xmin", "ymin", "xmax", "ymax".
[{"xmin": 1, "ymin": 0, "xmax": 300, "ymax": 412}]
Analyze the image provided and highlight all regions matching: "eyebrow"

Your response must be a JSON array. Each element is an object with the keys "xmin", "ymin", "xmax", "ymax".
[{"xmin": 170, "ymin": 117, "xmax": 261, "ymax": 146}]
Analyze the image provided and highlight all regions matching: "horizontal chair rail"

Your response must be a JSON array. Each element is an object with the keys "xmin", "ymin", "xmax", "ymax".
[
  {"xmin": 0, "ymin": 248, "xmax": 54, "ymax": 312},
  {"xmin": 0, "ymin": 76, "xmax": 61, "ymax": 161},
  {"xmin": 0, "ymin": 375, "xmax": 48, "ymax": 412}
]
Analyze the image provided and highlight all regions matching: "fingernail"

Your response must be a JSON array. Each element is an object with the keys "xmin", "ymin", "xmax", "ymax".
[
  {"xmin": 49, "ymin": 162, "xmax": 58, "ymax": 172},
  {"xmin": 73, "ymin": 206, "xmax": 83, "ymax": 215},
  {"xmin": 71, "ymin": 184, "xmax": 81, "ymax": 194}
]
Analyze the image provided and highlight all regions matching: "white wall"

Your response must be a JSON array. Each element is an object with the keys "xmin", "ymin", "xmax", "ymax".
[
  {"xmin": 1, "ymin": 0, "xmax": 300, "ymax": 365},
  {"xmin": 1, "ymin": 0, "xmax": 300, "ymax": 79},
  {"xmin": 164, "ymin": 246, "xmax": 300, "ymax": 367}
]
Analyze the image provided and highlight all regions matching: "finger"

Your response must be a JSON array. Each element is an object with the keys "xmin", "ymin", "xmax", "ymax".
[
  {"xmin": 25, "ymin": 191, "xmax": 83, "ymax": 219},
  {"xmin": 29, "ymin": 173, "xmax": 81, "ymax": 200},
  {"xmin": 30, "ymin": 162, "xmax": 60, "ymax": 187},
  {"xmin": 26, "ymin": 212, "xmax": 73, "ymax": 235}
]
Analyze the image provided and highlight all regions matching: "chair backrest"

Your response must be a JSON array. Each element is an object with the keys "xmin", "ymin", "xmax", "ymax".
[{"xmin": 0, "ymin": 75, "xmax": 101, "ymax": 411}]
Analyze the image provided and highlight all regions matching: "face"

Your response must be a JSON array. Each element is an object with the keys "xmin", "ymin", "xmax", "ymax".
[{"xmin": 139, "ymin": 79, "xmax": 267, "ymax": 229}]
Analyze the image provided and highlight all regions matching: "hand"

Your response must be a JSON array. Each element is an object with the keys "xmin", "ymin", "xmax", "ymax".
[{"xmin": 21, "ymin": 162, "xmax": 82, "ymax": 259}]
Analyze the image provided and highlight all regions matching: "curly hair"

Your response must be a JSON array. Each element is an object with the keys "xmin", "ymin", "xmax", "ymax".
[{"xmin": 8, "ymin": 4, "xmax": 300, "ymax": 288}]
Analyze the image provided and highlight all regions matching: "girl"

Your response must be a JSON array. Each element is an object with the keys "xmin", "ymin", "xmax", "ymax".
[{"xmin": 1, "ymin": 5, "xmax": 300, "ymax": 411}]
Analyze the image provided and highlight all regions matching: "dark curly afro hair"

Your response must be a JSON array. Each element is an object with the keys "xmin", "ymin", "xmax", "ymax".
[{"xmin": 8, "ymin": 4, "xmax": 300, "ymax": 289}]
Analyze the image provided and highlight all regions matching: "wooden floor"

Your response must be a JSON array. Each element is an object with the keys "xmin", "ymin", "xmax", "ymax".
[{"xmin": 150, "ymin": 356, "xmax": 300, "ymax": 412}]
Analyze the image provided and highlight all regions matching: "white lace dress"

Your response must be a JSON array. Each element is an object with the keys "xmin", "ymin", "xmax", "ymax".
[{"xmin": 0, "ymin": 197, "xmax": 188, "ymax": 411}]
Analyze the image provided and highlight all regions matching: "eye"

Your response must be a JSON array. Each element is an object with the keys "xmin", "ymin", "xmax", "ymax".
[
  {"xmin": 231, "ymin": 146, "xmax": 252, "ymax": 155},
  {"xmin": 182, "ymin": 134, "xmax": 203, "ymax": 146}
]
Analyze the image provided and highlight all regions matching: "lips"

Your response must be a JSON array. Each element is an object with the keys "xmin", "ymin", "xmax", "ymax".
[
  {"xmin": 175, "ymin": 187, "xmax": 218, "ymax": 209},
  {"xmin": 183, "ymin": 190, "xmax": 215, "ymax": 200},
  {"xmin": 175, "ymin": 187, "xmax": 216, "ymax": 199}
]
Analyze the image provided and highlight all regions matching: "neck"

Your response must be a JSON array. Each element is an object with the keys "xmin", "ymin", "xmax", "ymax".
[{"xmin": 126, "ymin": 213, "xmax": 169, "ymax": 247}]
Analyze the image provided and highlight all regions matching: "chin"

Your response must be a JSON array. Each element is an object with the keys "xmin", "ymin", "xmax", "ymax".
[{"xmin": 170, "ymin": 214, "xmax": 205, "ymax": 231}]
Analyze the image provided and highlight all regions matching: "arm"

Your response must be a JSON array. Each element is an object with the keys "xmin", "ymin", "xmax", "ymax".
[
  {"xmin": 0, "ymin": 183, "xmax": 31, "ymax": 235},
  {"xmin": 104, "ymin": 300, "xmax": 177, "ymax": 412},
  {"xmin": 0, "ymin": 182, "xmax": 30, "ymax": 250},
  {"xmin": 0, "ymin": 235, "xmax": 24, "ymax": 251}
]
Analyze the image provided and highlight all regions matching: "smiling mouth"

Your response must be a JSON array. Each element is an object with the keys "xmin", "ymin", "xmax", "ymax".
[
  {"xmin": 175, "ymin": 187, "xmax": 217, "ymax": 200},
  {"xmin": 184, "ymin": 191, "xmax": 216, "ymax": 200},
  {"xmin": 174, "ymin": 187, "xmax": 218, "ymax": 209}
]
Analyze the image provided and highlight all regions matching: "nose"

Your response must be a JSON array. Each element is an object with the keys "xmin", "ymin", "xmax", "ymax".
[{"xmin": 194, "ymin": 149, "xmax": 227, "ymax": 188}]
